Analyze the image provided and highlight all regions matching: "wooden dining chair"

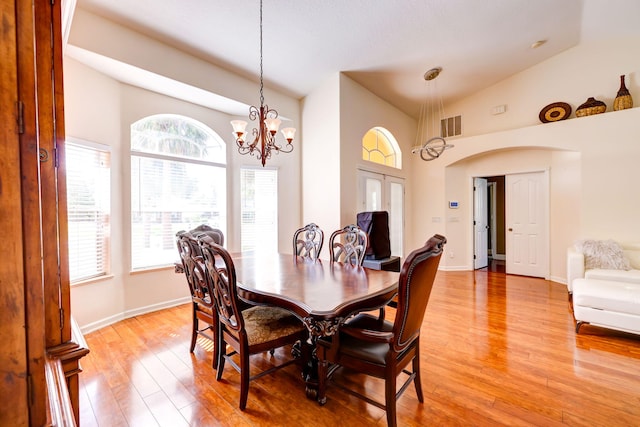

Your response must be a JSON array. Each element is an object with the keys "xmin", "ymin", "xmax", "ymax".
[
  {"xmin": 293, "ymin": 223, "xmax": 324, "ymax": 261},
  {"xmin": 175, "ymin": 229, "xmax": 219, "ymax": 368},
  {"xmin": 316, "ymin": 234, "xmax": 447, "ymax": 427},
  {"xmin": 328, "ymin": 224, "xmax": 368, "ymax": 266},
  {"xmin": 198, "ymin": 236, "xmax": 308, "ymax": 410}
]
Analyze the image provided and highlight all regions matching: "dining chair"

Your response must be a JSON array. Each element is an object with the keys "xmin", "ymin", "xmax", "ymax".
[
  {"xmin": 175, "ymin": 229, "xmax": 219, "ymax": 368},
  {"xmin": 328, "ymin": 224, "xmax": 368, "ymax": 266},
  {"xmin": 316, "ymin": 234, "xmax": 446, "ymax": 427},
  {"xmin": 293, "ymin": 223, "xmax": 324, "ymax": 261},
  {"xmin": 198, "ymin": 236, "xmax": 308, "ymax": 410}
]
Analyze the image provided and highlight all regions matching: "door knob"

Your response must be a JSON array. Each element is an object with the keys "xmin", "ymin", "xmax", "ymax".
[{"xmin": 508, "ymin": 228, "xmax": 513, "ymax": 231}]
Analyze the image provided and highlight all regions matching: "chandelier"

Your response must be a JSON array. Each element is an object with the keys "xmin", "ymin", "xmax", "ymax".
[
  {"xmin": 230, "ymin": 0, "xmax": 296, "ymax": 167},
  {"xmin": 412, "ymin": 67, "xmax": 454, "ymax": 161}
]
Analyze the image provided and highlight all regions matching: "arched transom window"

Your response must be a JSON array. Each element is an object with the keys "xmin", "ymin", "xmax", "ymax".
[{"xmin": 362, "ymin": 127, "xmax": 401, "ymax": 169}]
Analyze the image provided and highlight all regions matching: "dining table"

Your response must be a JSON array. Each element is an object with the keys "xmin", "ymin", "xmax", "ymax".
[{"xmin": 231, "ymin": 252, "xmax": 400, "ymax": 401}]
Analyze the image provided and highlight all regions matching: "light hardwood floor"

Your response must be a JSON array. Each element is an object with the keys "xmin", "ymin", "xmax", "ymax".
[{"xmin": 78, "ymin": 270, "xmax": 640, "ymax": 426}]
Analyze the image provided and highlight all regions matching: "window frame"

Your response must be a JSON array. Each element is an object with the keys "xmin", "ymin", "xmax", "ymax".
[
  {"xmin": 361, "ymin": 126, "xmax": 402, "ymax": 169},
  {"xmin": 130, "ymin": 114, "xmax": 227, "ymax": 271}
]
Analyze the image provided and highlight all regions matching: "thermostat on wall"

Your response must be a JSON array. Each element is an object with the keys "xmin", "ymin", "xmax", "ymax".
[{"xmin": 449, "ymin": 201, "xmax": 459, "ymax": 209}]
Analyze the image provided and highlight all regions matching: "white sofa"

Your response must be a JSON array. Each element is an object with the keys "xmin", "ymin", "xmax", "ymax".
[{"xmin": 566, "ymin": 240, "xmax": 640, "ymax": 335}]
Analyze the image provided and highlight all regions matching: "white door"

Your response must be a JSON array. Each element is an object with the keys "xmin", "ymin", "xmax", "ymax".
[
  {"xmin": 506, "ymin": 171, "xmax": 548, "ymax": 278},
  {"xmin": 474, "ymin": 177, "xmax": 488, "ymax": 269},
  {"xmin": 357, "ymin": 170, "xmax": 404, "ymax": 257}
]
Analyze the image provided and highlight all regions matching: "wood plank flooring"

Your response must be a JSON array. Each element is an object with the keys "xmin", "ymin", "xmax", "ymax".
[{"xmin": 78, "ymin": 270, "xmax": 640, "ymax": 426}]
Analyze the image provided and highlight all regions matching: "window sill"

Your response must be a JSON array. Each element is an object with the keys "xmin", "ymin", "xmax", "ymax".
[
  {"xmin": 130, "ymin": 264, "xmax": 176, "ymax": 275},
  {"xmin": 70, "ymin": 274, "xmax": 114, "ymax": 287}
]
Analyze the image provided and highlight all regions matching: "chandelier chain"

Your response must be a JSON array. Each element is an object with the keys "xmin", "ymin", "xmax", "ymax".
[{"xmin": 259, "ymin": 0, "xmax": 264, "ymax": 107}]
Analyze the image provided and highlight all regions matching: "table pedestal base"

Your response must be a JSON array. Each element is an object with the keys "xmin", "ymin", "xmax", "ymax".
[{"xmin": 292, "ymin": 316, "xmax": 345, "ymax": 403}]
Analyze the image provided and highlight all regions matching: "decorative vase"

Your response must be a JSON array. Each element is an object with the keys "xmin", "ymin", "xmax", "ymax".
[
  {"xmin": 614, "ymin": 74, "xmax": 633, "ymax": 111},
  {"xmin": 575, "ymin": 97, "xmax": 607, "ymax": 117}
]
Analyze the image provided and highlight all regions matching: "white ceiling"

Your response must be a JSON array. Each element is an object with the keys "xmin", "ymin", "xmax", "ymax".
[{"xmin": 73, "ymin": 0, "xmax": 640, "ymax": 118}]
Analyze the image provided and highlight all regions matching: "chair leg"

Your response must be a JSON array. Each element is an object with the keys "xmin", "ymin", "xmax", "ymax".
[
  {"xmin": 216, "ymin": 340, "xmax": 225, "ymax": 381},
  {"xmin": 385, "ymin": 367, "xmax": 397, "ymax": 427},
  {"xmin": 412, "ymin": 353, "xmax": 424, "ymax": 402},
  {"xmin": 212, "ymin": 312, "xmax": 219, "ymax": 370},
  {"xmin": 239, "ymin": 347, "xmax": 250, "ymax": 410},
  {"xmin": 189, "ymin": 304, "xmax": 198, "ymax": 352}
]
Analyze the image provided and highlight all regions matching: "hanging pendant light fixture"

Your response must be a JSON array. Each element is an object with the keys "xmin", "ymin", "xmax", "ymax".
[
  {"xmin": 412, "ymin": 67, "xmax": 454, "ymax": 161},
  {"xmin": 230, "ymin": 0, "xmax": 295, "ymax": 167}
]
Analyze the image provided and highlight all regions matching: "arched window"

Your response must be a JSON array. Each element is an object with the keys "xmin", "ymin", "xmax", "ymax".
[
  {"xmin": 130, "ymin": 114, "xmax": 226, "ymax": 270},
  {"xmin": 362, "ymin": 127, "xmax": 401, "ymax": 168}
]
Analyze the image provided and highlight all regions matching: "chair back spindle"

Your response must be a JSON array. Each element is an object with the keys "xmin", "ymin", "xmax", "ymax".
[
  {"xmin": 329, "ymin": 224, "xmax": 368, "ymax": 265},
  {"xmin": 293, "ymin": 223, "xmax": 324, "ymax": 261}
]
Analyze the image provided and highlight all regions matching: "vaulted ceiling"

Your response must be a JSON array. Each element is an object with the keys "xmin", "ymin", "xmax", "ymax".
[{"xmin": 73, "ymin": 0, "xmax": 640, "ymax": 118}]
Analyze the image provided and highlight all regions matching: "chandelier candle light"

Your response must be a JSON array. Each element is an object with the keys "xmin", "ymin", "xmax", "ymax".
[
  {"xmin": 230, "ymin": 0, "xmax": 296, "ymax": 167},
  {"xmin": 412, "ymin": 66, "xmax": 454, "ymax": 161}
]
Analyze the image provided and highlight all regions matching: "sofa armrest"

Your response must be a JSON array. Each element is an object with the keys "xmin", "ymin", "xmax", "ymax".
[{"xmin": 567, "ymin": 246, "xmax": 585, "ymax": 293}]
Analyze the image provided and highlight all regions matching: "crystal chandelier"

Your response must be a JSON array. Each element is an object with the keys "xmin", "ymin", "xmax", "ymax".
[
  {"xmin": 230, "ymin": 0, "xmax": 295, "ymax": 167},
  {"xmin": 412, "ymin": 67, "xmax": 454, "ymax": 161}
]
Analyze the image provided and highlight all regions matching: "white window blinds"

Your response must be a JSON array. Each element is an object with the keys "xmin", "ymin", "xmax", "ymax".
[
  {"xmin": 66, "ymin": 141, "xmax": 111, "ymax": 282},
  {"xmin": 131, "ymin": 155, "xmax": 226, "ymax": 269},
  {"xmin": 240, "ymin": 168, "xmax": 278, "ymax": 253}
]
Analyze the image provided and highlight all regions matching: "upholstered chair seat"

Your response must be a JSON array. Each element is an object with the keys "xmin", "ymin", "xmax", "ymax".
[{"xmin": 241, "ymin": 306, "xmax": 306, "ymax": 346}]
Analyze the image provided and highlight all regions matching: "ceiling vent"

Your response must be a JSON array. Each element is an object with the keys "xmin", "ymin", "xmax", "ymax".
[{"xmin": 440, "ymin": 115, "xmax": 462, "ymax": 138}]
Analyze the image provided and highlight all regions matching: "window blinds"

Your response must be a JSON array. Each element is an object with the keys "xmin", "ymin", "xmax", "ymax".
[
  {"xmin": 240, "ymin": 168, "xmax": 278, "ymax": 253},
  {"xmin": 66, "ymin": 142, "xmax": 111, "ymax": 282}
]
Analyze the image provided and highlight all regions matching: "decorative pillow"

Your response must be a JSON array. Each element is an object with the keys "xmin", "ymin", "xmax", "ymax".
[{"xmin": 575, "ymin": 239, "xmax": 631, "ymax": 270}]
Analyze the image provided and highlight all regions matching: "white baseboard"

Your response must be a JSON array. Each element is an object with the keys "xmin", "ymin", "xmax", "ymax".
[
  {"xmin": 440, "ymin": 265, "xmax": 472, "ymax": 271},
  {"xmin": 79, "ymin": 296, "xmax": 191, "ymax": 335},
  {"xmin": 80, "ymin": 313, "xmax": 126, "ymax": 335},
  {"xmin": 491, "ymin": 254, "xmax": 506, "ymax": 261},
  {"xmin": 549, "ymin": 275, "xmax": 567, "ymax": 286}
]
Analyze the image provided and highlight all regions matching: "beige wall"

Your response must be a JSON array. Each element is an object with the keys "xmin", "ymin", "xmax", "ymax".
[
  {"xmin": 300, "ymin": 73, "xmax": 342, "ymax": 245},
  {"xmin": 338, "ymin": 74, "xmax": 416, "ymax": 243},
  {"xmin": 409, "ymin": 37, "xmax": 640, "ymax": 284},
  {"xmin": 65, "ymin": 11, "xmax": 302, "ymax": 331},
  {"xmin": 411, "ymin": 111, "xmax": 638, "ymax": 284}
]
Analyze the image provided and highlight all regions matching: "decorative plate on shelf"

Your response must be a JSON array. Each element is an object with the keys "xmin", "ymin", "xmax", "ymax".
[{"xmin": 539, "ymin": 102, "xmax": 572, "ymax": 123}]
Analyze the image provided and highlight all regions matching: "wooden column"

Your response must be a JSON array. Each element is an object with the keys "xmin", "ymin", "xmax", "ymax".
[
  {"xmin": 1, "ymin": 0, "xmax": 87, "ymax": 424},
  {"xmin": 0, "ymin": 0, "xmax": 30, "ymax": 424}
]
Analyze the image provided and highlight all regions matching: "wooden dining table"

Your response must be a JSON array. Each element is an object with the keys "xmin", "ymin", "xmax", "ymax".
[{"xmin": 231, "ymin": 252, "xmax": 400, "ymax": 400}]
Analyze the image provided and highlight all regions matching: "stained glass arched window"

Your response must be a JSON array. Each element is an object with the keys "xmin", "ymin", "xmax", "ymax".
[{"xmin": 362, "ymin": 127, "xmax": 401, "ymax": 169}]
